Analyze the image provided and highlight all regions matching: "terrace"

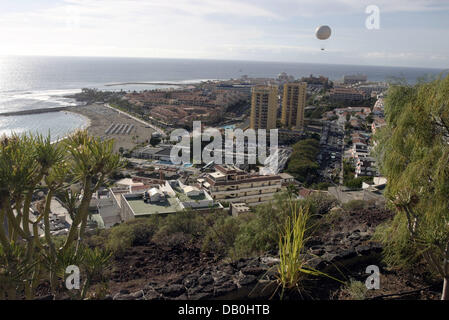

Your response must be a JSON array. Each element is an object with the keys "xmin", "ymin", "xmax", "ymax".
[{"xmin": 126, "ymin": 194, "xmax": 183, "ymax": 216}]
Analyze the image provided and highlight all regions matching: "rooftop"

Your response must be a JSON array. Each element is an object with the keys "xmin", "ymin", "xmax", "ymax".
[
  {"xmin": 126, "ymin": 194, "xmax": 182, "ymax": 216},
  {"xmin": 210, "ymin": 171, "xmax": 226, "ymax": 179},
  {"xmin": 175, "ymin": 189, "xmax": 206, "ymax": 202}
]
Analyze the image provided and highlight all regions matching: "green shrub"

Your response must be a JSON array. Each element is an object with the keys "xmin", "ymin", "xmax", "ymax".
[
  {"xmin": 106, "ymin": 223, "xmax": 134, "ymax": 254},
  {"xmin": 202, "ymin": 216, "xmax": 241, "ymax": 257},
  {"xmin": 233, "ymin": 216, "xmax": 276, "ymax": 258},
  {"xmin": 129, "ymin": 218, "xmax": 160, "ymax": 246},
  {"xmin": 343, "ymin": 280, "xmax": 368, "ymax": 300},
  {"xmin": 342, "ymin": 200, "xmax": 367, "ymax": 211},
  {"xmin": 372, "ymin": 215, "xmax": 420, "ymax": 270},
  {"xmin": 303, "ymin": 193, "xmax": 338, "ymax": 216},
  {"xmin": 153, "ymin": 210, "xmax": 207, "ymax": 243},
  {"xmin": 105, "ymin": 217, "xmax": 159, "ymax": 254}
]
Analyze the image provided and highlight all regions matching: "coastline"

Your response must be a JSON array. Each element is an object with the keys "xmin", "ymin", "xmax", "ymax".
[
  {"xmin": 51, "ymin": 110, "xmax": 92, "ymax": 144},
  {"xmin": 67, "ymin": 103, "xmax": 156, "ymax": 152}
]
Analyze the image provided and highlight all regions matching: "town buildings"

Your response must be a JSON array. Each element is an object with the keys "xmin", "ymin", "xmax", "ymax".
[
  {"xmin": 120, "ymin": 180, "xmax": 221, "ymax": 222},
  {"xmin": 199, "ymin": 165, "xmax": 283, "ymax": 206},
  {"xmin": 230, "ymin": 202, "xmax": 251, "ymax": 217},
  {"xmin": 330, "ymin": 87, "xmax": 367, "ymax": 102},
  {"xmin": 343, "ymin": 74, "xmax": 368, "ymax": 85},
  {"xmin": 355, "ymin": 156, "xmax": 378, "ymax": 177}
]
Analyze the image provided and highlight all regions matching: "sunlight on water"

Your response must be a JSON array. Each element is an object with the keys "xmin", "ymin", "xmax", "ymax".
[{"xmin": 0, "ymin": 111, "xmax": 89, "ymax": 143}]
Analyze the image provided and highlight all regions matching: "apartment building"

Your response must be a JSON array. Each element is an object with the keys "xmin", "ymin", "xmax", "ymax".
[
  {"xmin": 250, "ymin": 85, "xmax": 278, "ymax": 130},
  {"xmin": 355, "ymin": 156, "xmax": 378, "ymax": 177},
  {"xmin": 281, "ymin": 82, "xmax": 307, "ymax": 129},
  {"xmin": 351, "ymin": 142, "xmax": 369, "ymax": 159},
  {"xmin": 330, "ymin": 87, "xmax": 367, "ymax": 102},
  {"xmin": 200, "ymin": 165, "xmax": 282, "ymax": 206}
]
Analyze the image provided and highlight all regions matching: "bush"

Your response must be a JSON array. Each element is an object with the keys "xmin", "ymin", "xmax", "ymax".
[
  {"xmin": 233, "ymin": 215, "xmax": 277, "ymax": 258},
  {"xmin": 303, "ymin": 193, "xmax": 338, "ymax": 216},
  {"xmin": 101, "ymin": 192, "xmax": 340, "ymax": 262},
  {"xmin": 342, "ymin": 280, "xmax": 368, "ymax": 300},
  {"xmin": 153, "ymin": 210, "xmax": 207, "ymax": 243},
  {"xmin": 372, "ymin": 216, "xmax": 420, "ymax": 270},
  {"xmin": 106, "ymin": 217, "xmax": 159, "ymax": 254},
  {"xmin": 106, "ymin": 224, "xmax": 134, "ymax": 255},
  {"xmin": 129, "ymin": 218, "xmax": 160, "ymax": 246},
  {"xmin": 342, "ymin": 200, "xmax": 367, "ymax": 211},
  {"xmin": 232, "ymin": 193, "xmax": 305, "ymax": 258},
  {"xmin": 202, "ymin": 216, "xmax": 241, "ymax": 257}
]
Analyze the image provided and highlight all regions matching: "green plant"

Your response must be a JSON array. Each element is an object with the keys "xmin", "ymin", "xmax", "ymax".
[
  {"xmin": 343, "ymin": 279, "xmax": 368, "ymax": 300},
  {"xmin": 286, "ymin": 138, "xmax": 320, "ymax": 185},
  {"xmin": 106, "ymin": 223, "xmax": 134, "ymax": 254},
  {"xmin": 79, "ymin": 247, "xmax": 112, "ymax": 299},
  {"xmin": 202, "ymin": 216, "xmax": 240, "ymax": 257},
  {"xmin": 153, "ymin": 210, "xmax": 206, "ymax": 243},
  {"xmin": 275, "ymin": 202, "xmax": 341, "ymax": 299},
  {"xmin": 0, "ymin": 130, "xmax": 122, "ymax": 299},
  {"xmin": 373, "ymin": 75, "xmax": 449, "ymax": 299},
  {"xmin": 342, "ymin": 200, "xmax": 367, "ymax": 211}
]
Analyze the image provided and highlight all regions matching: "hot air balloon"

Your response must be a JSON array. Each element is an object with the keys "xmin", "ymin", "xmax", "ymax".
[{"xmin": 315, "ymin": 25, "xmax": 332, "ymax": 50}]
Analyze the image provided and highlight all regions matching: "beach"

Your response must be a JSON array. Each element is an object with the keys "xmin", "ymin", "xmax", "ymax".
[{"xmin": 68, "ymin": 103, "xmax": 155, "ymax": 153}]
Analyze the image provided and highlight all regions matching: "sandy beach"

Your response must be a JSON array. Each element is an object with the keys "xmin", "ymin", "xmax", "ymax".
[{"xmin": 68, "ymin": 103, "xmax": 155, "ymax": 153}]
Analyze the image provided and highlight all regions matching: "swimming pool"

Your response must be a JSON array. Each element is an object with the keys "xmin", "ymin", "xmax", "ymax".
[{"xmin": 221, "ymin": 124, "xmax": 236, "ymax": 130}]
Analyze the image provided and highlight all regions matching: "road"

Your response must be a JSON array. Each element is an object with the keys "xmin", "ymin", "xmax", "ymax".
[{"xmin": 318, "ymin": 121, "xmax": 344, "ymax": 183}]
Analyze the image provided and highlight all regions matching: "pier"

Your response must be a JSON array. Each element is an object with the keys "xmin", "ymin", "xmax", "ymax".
[{"xmin": 0, "ymin": 107, "xmax": 69, "ymax": 117}]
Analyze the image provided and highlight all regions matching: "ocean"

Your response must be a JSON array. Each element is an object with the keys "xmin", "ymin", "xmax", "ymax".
[{"xmin": 0, "ymin": 56, "xmax": 447, "ymax": 141}]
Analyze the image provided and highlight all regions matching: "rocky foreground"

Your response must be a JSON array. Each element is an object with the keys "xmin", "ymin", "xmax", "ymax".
[
  {"xmin": 104, "ymin": 207, "xmax": 438, "ymax": 300},
  {"xmin": 33, "ymin": 205, "xmax": 440, "ymax": 300}
]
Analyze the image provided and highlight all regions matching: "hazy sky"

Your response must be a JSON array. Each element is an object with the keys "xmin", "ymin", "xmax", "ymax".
[{"xmin": 0, "ymin": 0, "xmax": 448, "ymax": 68}]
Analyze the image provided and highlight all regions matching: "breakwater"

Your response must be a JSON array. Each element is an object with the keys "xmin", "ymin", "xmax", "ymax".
[{"xmin": 0, "ymin": 107, "xmax": 69, "ymax": 117}]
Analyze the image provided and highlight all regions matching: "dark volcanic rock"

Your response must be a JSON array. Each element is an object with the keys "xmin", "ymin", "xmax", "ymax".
[
  {"xmin": 35, "ymin": 294, "xmax": 54, "ymax": 300},
  {"xmin": 198, "ymin": 273, "xmax": 214, "ymax": 286},
  {"xmin": 107, "ymin": 207, "xmax": 392, "ymax": 301},
  {"xmin": 189, "ymin": 292, "xmax": 213, "ymax": 300},
  {"xmin": 131, "ymin": 290, "xmax": 144, "ymax": 299},
  {"xmin": 338, "ymin": 249, "xmax": 358, "ymax": 260},
  {"xmin": 213, "ymin": 272, "xmax": 232, "ymax": 286},
  {"xmin": 113, "ymin": 293, "xmax": 134, "ymax": 300},
  {"xmin": 214, "ymin": 281, "xmax": 237, "ymax": 296},
  {"xmin": 159, "ymin": 284, "xmax": 186, "ymax": 298},
  {"xmin": 183, "ymin": 274, "xmax": 199, "ymax": 288},
  {"xmin": 238, "ymin": 274, "xmax": 258, "ymax": 287},
  {"xmin": 321, "ymin": 252, "xmax": 338, "ymax": 262},
  {"xmin": 241, "ymin": 266, "xmax": 266, "ymax": 277}
]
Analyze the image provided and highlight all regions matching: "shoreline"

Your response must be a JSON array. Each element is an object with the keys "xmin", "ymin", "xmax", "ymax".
[
  {"xmin": 51, "ymin": 110, "xmax": 91, "ymax": 144},
  {"xmin": 0, "ymin": 109, "xmax": 91, "ymax": 144},
  {"xmin": 66, "ymin": 103, "xmax": 156, "ymax": 152}
]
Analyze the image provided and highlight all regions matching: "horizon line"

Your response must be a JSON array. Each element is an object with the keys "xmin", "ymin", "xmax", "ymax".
[{"xmin": 1, "ymin": 54, "xmax": 447, "ymax": 71}]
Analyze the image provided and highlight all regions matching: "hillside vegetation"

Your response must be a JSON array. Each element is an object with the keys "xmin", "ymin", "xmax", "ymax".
[{"xmin": 373, "ymin": 74, "xmax": 449, "ymax": 300}]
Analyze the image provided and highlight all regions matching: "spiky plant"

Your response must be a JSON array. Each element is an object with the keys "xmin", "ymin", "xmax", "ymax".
[
  {"xmin": 276, "ymin": 202, "xmax": 342, "ymax": 299},
  {"xmin": 0, "ymin": 130, "xmax": 123, "ymax": 299}
]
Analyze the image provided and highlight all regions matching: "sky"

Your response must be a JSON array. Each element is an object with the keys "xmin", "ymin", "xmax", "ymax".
[{"xmin": 0, "ymin": 0, "xmax": 448, "ymax": 68}]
